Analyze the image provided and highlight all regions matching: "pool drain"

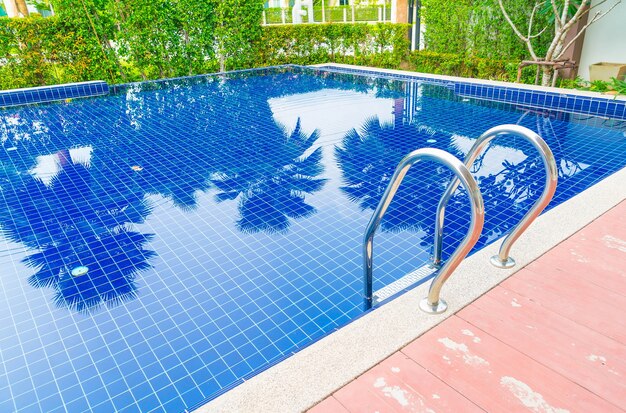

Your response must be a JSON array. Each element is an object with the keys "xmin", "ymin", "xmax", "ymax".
[{"xmin": 71, "ymin": 266, "xmax": 89, "ymax": 277}]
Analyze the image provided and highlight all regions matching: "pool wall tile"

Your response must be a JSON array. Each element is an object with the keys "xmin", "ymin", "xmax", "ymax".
[
  {"xmin": 0, "ymin": 81, "xmax": 109, "ymax": 108},
  {"xmin": 314, "ymin": 65, "xmax": 626, "ymax": 121},
  {"xmin": 450, "ymin": 83, "xmax": 626, "ymax": 120}
]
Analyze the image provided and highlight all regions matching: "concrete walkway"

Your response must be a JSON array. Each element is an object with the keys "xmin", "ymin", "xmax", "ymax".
[{"xmin": 310, "ymin": 201, "xmax": 626, "ymax": 413}]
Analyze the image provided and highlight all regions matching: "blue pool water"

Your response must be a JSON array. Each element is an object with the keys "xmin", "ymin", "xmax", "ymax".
[{"xmin": 1, "ymin": 66, "xmax": 625, "ymax": 412}]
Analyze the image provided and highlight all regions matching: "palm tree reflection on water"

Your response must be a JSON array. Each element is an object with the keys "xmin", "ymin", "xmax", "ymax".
[
  {"xmin": 335, "ymin": 116, "xmax": 464, "ymax": 234},
  {"xmin": 334, "ymin": 115, "xmax": 572, "ymax": 259},
  {"xmin": 212, "ymin": 119, "xmax": 327, "ymax": 234},
  {"xmin": 0, "ymin": 151, "xmax": 156, "ymax": 312}
]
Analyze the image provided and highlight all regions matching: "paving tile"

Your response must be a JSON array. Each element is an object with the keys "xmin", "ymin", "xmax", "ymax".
[
  {"xmin": 601, "ymin": 203, "xmax": 626, "ymax": 223},
  {"xmin": 525, "ymin": 237, "xmax": 626, "ymax": 297},
  {"xmin": 575, "ymin": 221, "xmax": 626, "ymax": 245},
  {"xmin": 555, "ymin": 202, "xmax": 626, "ymax": 270},
  {"xmin": 333, "ymin": 378, "xmax": 405, "ymax": 413},
  {"xmin": 501, "ymin": 267, "xmax": 626, "ymax": 344},
  {"xmin": 459, "ymin": 286, "xmax": 626, "ymax": 409},
  {"xmin": 401, "ymin": 315, "xmax": 621, "ymax": 413},
  {"xmin": 336, "ymin": 352, "xmax": 483, "ymax": 413},
  {"xmin": 308, "ymin": 396, "xmax": 350, "ymax": 413},
  {"xmin": 556, "ymin": 233, "xmax": 626, "ymax": 271}
]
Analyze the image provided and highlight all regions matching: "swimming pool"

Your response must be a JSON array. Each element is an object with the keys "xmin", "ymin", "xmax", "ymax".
[{"xmin": 1, "ymin": 66, "xmax": 625, "ymax": 412}]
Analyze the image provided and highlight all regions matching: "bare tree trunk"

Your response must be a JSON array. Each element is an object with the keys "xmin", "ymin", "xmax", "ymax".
[
  {"xmin": 546, "ymin": 40, "xmax": 565, "ymax": 86},
  {"xmin": 3, "ymin": 0, "xmax": 19, "ymax": 17},
  {"xmin": 499, "ymin": 0, "xmax": 620, "ymax": 87},
  {"xmin": 541, "ymin": 67, "xmax": 552, "ymax": 87},
  {"xmin": 15, "ymin": 0, "xmax": 28, "ymax": 16}
]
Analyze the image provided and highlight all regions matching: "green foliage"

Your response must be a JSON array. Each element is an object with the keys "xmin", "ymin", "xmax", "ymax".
[
  {"xmin": 610, "ymin": 77, "xmax": 626, "ymax": 95},
  {"xmin": 588, "ymin": 80, "xmax": 610, "ymax": 92},
  {"xmin": 256, "ymin": 23, "xmax": 409, "ymax": 68},
  {"xmin": 114, "ymin": 0, "xmax": 213, "ymax": 79},
  {"xmin": 0, "ymin": 16, "xmax": 408, "ymax": 89},
  {"xmin": 406, "ymin": 50, "xmax": 515, "ymax": 81},
  {"xmin": 559, "ymin": 76, "xmax": 626, "ymax": 97},
  {"xmin": 213, "ymin": 0, "xmax": 264, "ymax": 71},
  {"xmin": 0, "ymin": 16, "xmax": 117, "ymax": 89},
  {"xmin": 264, "ymin": 5, "xmax": 392, "ymax": 24},
  {"xmin": 421, "ymin": 0, "xmax": 552, "ymax": 61}
]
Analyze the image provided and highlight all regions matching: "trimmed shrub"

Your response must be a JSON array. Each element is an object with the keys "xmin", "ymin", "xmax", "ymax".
[
  {"xmin": 420, "ymin": 0, "xmax": 551, "ymax": 61},
  {"xmin": 255, "ymin": 23, "xmax": 409, "ymax": 68},
  {"xmin": 0, "ymin": 16, "xmax": 409, "ymax": 89}
]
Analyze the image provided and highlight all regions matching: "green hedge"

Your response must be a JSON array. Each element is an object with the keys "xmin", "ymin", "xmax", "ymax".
[
  {"xmin": 0, "ymin": 16, "xmax": 116, "ymax": 89},
  {"xmin": 420, "ymin": 0, "xmax": 551, "ymax": 61},
  {"xmin": 0, "ymin": 17, "xmax": 409, "ymax": 89},
  {"xmin": 255, "ymin": 23, "xmax": 409, "ymax": 68},
  {"xmin": 407, "ymin": 51, "xmax": 514, "ymax": 81},
  {"xmin": 0, "ymin": 0, "xmax": 264, "ymax": 88},
  {"xmin": 406, "ymin": 50, "xmax": 538, "ymax": 84},
  {"xmin": 264, "ymin": 6, "xmax": 392, "ymax": 24},
  {"xmin": 1, "ymin": 5, "xmax": 546, "ymax": 91}
]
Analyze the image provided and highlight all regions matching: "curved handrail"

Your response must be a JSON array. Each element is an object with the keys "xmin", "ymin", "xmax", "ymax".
[
  {"xmin": 433, "ymin": 124, "xmax": 558, "ymax": 269},
  {"xmin": 363, "ymin": 148, "xmax": 484, "ymax": 313}
]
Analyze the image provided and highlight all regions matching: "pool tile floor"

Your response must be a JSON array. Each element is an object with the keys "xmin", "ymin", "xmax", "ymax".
[{"xmin": 310, "ymin": 201, "xmax": 626, "ymax": 412}]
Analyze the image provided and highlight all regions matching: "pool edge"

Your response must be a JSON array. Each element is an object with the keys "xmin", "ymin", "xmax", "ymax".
[{"xmin": 196, "ymin": 163, "xmax": 625, "ymax": 412}]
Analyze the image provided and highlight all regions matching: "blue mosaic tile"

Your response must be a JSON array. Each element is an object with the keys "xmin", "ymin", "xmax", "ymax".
[
  {"xmin": 0, "ymin": 81, "xmax": 109, "ymax": 108},
  {"xmin": 1, "ymin": 65, "xmax": 625, "ymax": 412},
  {"xmin": 315, "ymin": 65, "xmax": 626, "ymax": 120}
]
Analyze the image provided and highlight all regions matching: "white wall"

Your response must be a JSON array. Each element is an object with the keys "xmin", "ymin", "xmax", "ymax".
[
  {"xmin": 578, "ymin": 0, "xmax": 626, "ymax": 80},
  {"xmin": 2, "ymin": 0, "xmax": 18, "ymax": 17}
]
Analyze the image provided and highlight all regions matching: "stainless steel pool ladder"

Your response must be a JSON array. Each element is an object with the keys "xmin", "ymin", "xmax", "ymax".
[
  {"xmin": 433, "ymin": 124, "xmax": 558, "ymax": 269},
  {"xmin": 363, "ymin": 148, "xmax": 485, "ymax": 314},
  {"xmin": 363, "ymin": 125, "xmax": 558, "ymax": 315}
]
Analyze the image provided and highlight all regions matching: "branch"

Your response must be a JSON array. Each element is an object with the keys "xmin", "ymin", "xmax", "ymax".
[
  {"xmin": 527, "ymin": 2, "xmax": 539, "ymax": 39},
  {"xmin": 555, "ymin": 1, "xmax": 621, "ymax": 60},
  {"xmin": 589, "ymin": 0, "xmax": 611, "ymax": 11},
  {"xmin": 546, "ymin": 0, "xmax": 594, "ymax": 59},
  {"xmin": 498, "ymin": 0, "xmax": 538, "ymax": 60},
  {"xmin": 551, "ymin": 0, "xmax": 562, "ymax": 29},
  {"xmin": 562, "ymin": 0, "xmax": 571, "ymax": 25},
  {"xmin": 497, "ymin": 0, "xmax": 526, "ymax": 40},
  {"xmin": 529, "ymin": 25, "xmax": 549, "ymax": 39},
  {"xmin": 527, "ymin": 2, "xmax": 548, "ymax": 40},
  {"xmin": 560, "ymin": 0, "xmax": 592, "ymax": 34}
]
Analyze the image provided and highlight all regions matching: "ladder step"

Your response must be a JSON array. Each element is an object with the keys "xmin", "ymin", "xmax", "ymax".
[{"xmin": 373, "ymin": 263, "xmax": 438, "ymax": 305}]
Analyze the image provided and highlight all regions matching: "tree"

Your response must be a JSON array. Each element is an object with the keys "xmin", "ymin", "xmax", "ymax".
[
  {"xmin": 212, "ymin": 0, "xmax": 264, "ymax": 71},
  {"xmin": 498, "ymin": 0, "xmax": 621, "ymax": 86},
  {"xmin": 1, "ymin": 0, "xmax": 28, "ymax": 17},
  {"xmin": 0, "ymin": 154, "xmax": 155, "ymax": 312},
  {"xmin": 15, "ymin": 0, "xmax": 28, "ymax": 16}
]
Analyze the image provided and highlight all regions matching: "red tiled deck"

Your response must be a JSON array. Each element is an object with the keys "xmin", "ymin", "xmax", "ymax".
[{"xmin": 310, "ymin": 201, "xmax": 626, "ymax": 413}]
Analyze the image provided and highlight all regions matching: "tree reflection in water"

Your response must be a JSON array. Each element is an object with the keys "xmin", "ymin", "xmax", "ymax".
[
  {"xmin": 212, "ymin": 119, "xmax": 327, "ymax": 234},
  {"xmin": 335, "ymin": 116, "xmax": 463, "ymax": 233},
  {"xmin": 471, "ymin": 112, "xmax": 586, "ymax": 245},
  {"xmin": 334, "ymin": 113, "xmax": 587, "ymax": 259},
  {"xmin": 0, "ymin": 153, "xmax": 155, "ymax": 312}
]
